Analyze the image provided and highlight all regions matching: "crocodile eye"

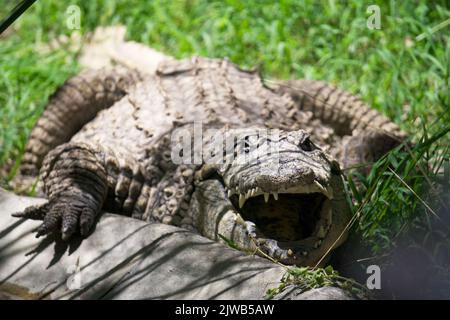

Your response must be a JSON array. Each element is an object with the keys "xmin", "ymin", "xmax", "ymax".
[{"xmin": 299, "ymin": 137, "xmax": 314, "ymax": 152}]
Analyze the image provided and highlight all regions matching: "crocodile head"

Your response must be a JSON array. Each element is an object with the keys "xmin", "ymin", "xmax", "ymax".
[{"xmin": 193, "ymin": 127, "xmax": 352, "ymax": 266}]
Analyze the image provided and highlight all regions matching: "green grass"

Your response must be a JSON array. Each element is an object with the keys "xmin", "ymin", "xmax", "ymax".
[
  {"xmin": 0, "ymin": 0, "xmax": 449, "ymax": 296},
  {"xmin": 265, "ymin": 265, "xmax": 369, "ymax": 299}
]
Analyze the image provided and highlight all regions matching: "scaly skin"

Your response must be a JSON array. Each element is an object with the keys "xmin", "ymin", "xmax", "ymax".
[
  {"xmin": 20, "ymin": 67, "xmax": 142, "ymax": 176},
  {"xmin": 13, "ymin": 57, "xmax": 406, "ymax": 266}
]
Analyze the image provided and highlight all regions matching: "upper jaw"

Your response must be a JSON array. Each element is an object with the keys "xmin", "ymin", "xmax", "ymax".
[{"xmin": 225, "ymin": 180, "xmax": 334, "ymax": 209}]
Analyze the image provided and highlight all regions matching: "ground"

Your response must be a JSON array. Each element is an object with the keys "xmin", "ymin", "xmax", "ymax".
[{"xmin": 0, "ymin": 0, "xmax": 449, "ymax": 298}]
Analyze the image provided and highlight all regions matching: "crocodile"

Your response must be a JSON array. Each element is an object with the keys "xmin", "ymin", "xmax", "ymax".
[{"xmin": 12, "ymin": 56, "xmax": 406, "ymax": 266}]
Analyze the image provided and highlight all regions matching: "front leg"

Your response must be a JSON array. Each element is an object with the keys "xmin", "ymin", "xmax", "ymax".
[{"xmin": 14, "ymin": 143, "xmax": 109, "ymax": 240}]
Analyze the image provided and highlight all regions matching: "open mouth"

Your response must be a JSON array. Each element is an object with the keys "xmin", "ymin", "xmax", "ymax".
[{"xmin": 228, "ymin": 183, "xmax": 333, "ymax": 258}]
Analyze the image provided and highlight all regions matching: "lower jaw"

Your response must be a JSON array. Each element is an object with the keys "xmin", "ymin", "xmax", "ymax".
[
  {"xmin": 235, "ymin": 197, "xmax": 333, "ymax": 265},
  {"xmin": 208, "ymin": 208, "xmax": 330, "ymax": 266},
  {"xmin": 252, "ymin": 235, "xmax": 327, "ymax": 265}
]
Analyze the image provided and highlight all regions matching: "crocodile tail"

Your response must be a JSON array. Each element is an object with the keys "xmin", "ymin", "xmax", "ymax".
[
  {"xmin": 271, "ymin": 79, "xmax": 406, "ymax": 140},
  {"xmin": 19, "ymin": 67, "xmax": 143, "ymax": 177}
]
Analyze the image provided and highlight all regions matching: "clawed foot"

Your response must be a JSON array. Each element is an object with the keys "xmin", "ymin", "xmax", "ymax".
[{"xmin": 13, "ymin": 197, "xmax": 98, "ymax": 240}]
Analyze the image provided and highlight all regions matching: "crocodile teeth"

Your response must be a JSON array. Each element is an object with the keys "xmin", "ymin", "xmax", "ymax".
[
  {"xmin": 314, "ymin": 180, "xmax": 326, "ymax": 193},
  {"xmin": 246, "ymin": 189, "xmax": 252, "ymax": 199},
  {"xmin": 314, "ymin": 240, "xmax": 322, "ymax": 248},
  {"xmin": 273, "ymin": 192, "xmax": 278, "ymax": 201},
  {"xmin": 234, "ymin": 213, "xmax": 246, "ymax": 225},
  {"xmin": 317, "ymin": 225, "xmax": 326, "ymax": 238},
  {"xmin": 239, "ymin": 194, "xmax": 246, "ymax": 208},
  {"xmin": 313, "ymin": 181, "xmax": 333, "ymax": 199},
  {"xmin": 227, "ymin": 190, "xmax": 232, "ymax": 198},
  {"xmin": 264, "ymin": 193, "xmax": 269, "ymax": 203},
  {"xmin": 251, "ymin": 188, "xmax": 256, "ymax": 197}
]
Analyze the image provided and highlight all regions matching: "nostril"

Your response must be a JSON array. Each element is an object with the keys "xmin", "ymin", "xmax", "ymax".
[{"xmin": 299, "ymin": 137, "xmax": 314, "ymax": 151}]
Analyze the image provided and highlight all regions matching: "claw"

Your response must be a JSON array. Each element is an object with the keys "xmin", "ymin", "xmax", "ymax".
[
  {"xmin": 16, "ymin": 193, "xmax": 100, "ymax": 240},
  {"xmin": 61, "ymin": 206, "xmax": 80, "ymax": 240},
  {"xmin": 61, "ymin": 225, "xmax": 75, "ymax": 241},
  {"xmin": 12, "ymin": 203, "xmax": 49, "ymax": 220},
  {"xmin": 79, "ymin": 207, "xmax": 96, "ymax": 236},
  {"xmin": 36, "ymin": 224, "xmax": 51, "ymax": 238},
  {"xmin": 35, "ymin": 203, "xmax": 64, "ymax": 238}
]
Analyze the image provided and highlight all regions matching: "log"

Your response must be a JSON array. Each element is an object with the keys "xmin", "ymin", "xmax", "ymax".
[{"xmin": 0, "ymin": 189, "xmax": 352, "ymax": 300}]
